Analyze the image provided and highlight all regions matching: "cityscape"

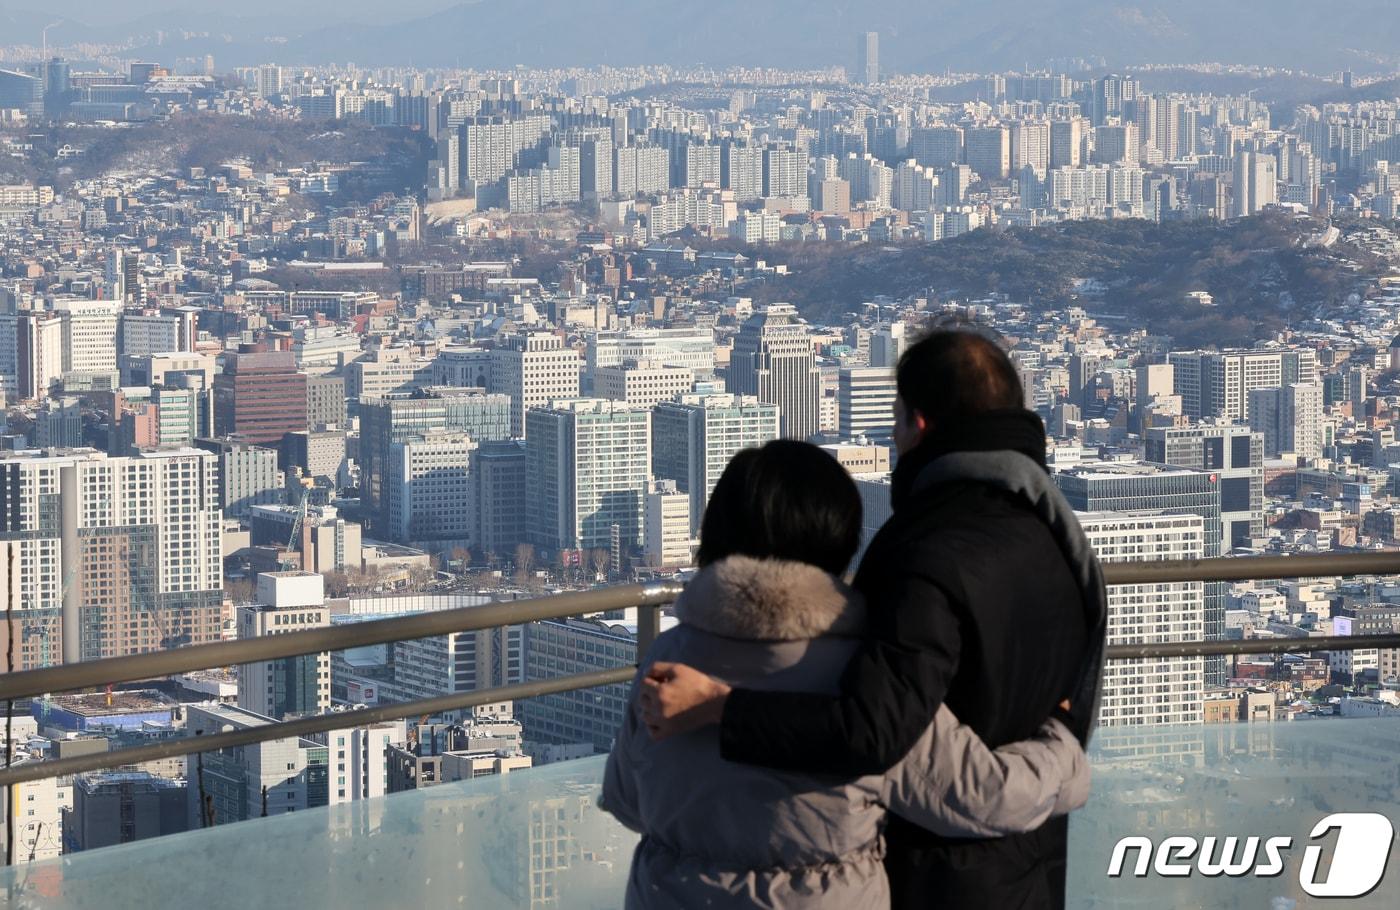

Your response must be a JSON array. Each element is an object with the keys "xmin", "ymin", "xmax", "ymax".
[{"xmin": 3, "ymin": 4, "xmax": 1400, "ymax": 906}]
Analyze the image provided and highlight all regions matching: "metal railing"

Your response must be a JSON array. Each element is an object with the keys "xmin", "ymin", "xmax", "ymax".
[{"xmin": 3, "ymin": 550, "xmax": 1400, "ymax": 789}]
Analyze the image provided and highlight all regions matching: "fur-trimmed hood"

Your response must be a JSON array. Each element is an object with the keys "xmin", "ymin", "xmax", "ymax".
[{"xmin": 674, "ymin": 555, "xmax": 865, "ymax": 641}]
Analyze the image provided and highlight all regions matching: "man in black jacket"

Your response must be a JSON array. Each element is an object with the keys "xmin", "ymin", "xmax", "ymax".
[{"xmin": 641, "ymin": 329, "xmax": 1104, "ymax": 909}]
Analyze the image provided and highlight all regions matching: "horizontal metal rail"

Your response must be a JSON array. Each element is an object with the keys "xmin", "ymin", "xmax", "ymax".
[
  {"xmin": 0, "ymin": 667, "xmax": 636, "ymax": 788},
  {"xmin": 0, "ymin": 582, "xmax": 685, "ymax": 704},
  {"xmin": 1107, "ymin": 632, "xmax": 1400, "ymax": 661},
  {"xmin": 1099, "ymin": 551, "xmax": 1400, "ymax": 586},
  {"xmin": 3, "ymin": 551, "xmax": 1400, "ymax": 788}
]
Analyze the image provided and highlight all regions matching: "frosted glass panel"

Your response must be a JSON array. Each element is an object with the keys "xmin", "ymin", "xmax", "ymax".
[{"xmin": 5, "ymin": 717, "xmax": 1400, "ymax": 908}]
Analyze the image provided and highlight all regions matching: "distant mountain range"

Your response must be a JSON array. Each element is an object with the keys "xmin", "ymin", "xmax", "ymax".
[{"xmin": 3, "ymin": 0, "xmax": 1400, "ymax": 75}]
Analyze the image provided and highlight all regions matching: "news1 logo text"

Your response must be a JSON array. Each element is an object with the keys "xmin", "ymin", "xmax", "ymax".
[{"xmin": 1107, "ymin": 813, "xmax": 1394, "ymax": 899}]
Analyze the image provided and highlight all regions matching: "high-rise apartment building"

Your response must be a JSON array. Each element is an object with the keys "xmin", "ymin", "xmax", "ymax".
[
  {"xmin": 1168, "ymin": 349, "xmax": 1317, "ymax": 421},
  {"xmin": 1050, "ymin": 118, "xmax": 1085, "ymax": 169},
  {"xmin": 525, "ymin": 399, "xmax": 651, "ymax": 552},
  {"xmin": 1079, "ymin": 512, "xmax": 1205, "ymax": 727},
  {"xmin": 237, "ymin": 571, "xmax": 331, "ymax": 721},
  {"xmin": 729, "ymin": 304, "xmax": 821, "ymax": 440},
  {"xmin": 0, "ymin": 447, "xmax": 222, "ymax": 669},
  {"xmin": 1249, "ymin": 383, "xmax": 1324, "ymax": 460},
  {"xmin": 964, "ymin": 126, "xmax": 1011, "ymax": 180},
  {"xmin": 652, "ymin": 393, "xmax": 780, "ymax": 535}
]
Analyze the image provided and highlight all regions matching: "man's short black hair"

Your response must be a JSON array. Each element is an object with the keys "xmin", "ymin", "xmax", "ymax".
[
  {"xmin": 896, "ymin": 328, "xmax": 1024, "ymax": 425},
  {"xmin": 696, "ymin": 440, "xmax": 862, "ymax": 576}
]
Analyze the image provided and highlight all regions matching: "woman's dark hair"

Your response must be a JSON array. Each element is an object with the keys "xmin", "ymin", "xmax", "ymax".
[
  {"xmin": 696, "ymin": 440, "xmax": 862, "ymax": 576},
  {"xmin": 896, "ymin": 327, "xmax": 1023, "ymax": 426}
]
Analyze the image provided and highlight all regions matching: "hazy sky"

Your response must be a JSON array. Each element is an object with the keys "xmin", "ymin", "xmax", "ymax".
[{"xmin": 5, "ymin": 0, "xmax": 463, "ymax": 28}]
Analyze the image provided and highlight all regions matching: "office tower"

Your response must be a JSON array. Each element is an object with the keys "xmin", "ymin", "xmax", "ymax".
[
  {"xmin": 281, "ymin": 430, "xmax": 347, "ymax": 485},
  {"xmin": 1067, "ymin": 352, "xmax": 1105, "ymax": 410},
  {"xmin": 0, "ymin": 447, "xmax": 222, "ymax": 670},
  {"xmin": 525, "ymin": 399, "xmax": 651, "ymax": 551},
  {"xmin": 964, "ymin": 127, "xmax": 1011, "ymax": 179},
  {"xmin": 347, "ymin": 349, "xmax": 436, "ymax": 402},
  {"xmin": 120, "ymin": 309, "xmax": 197, "ymax": 357},
  {"xmin": 57, "ymin": 299, "xmax": 121, "ymax": 379},
  {"xmin": 69, "ymin": 772, "xmax": 186, "ymax": 853},
  {"xmin": 44, "ymin": 57, "xmax": 71, "ymax": 115},
  {"xmin": 1079, "ymin": 512, "xmax": 1205, "ymax": 727},
  {"xmin": 0, "ymin": 69, "xmax": 43, "ymax": 117},
  {"xmin": 1168, "ymin": 349, "xmax": 1317, "ymax": 420},
  {"xmin": 643, "ymin": 479, "xmax": 692, "ymax": 568},
  {"xmin": 319, "ymin": 718, "xmax": 406, "ymax": 804},
  {"xmin": 490, "ymin": 332, "xmax": 581, "ymax": 438},
  {"xmin": 908, "ymin": 126, "xmax": 963, "ymax": 168},
  {"xmin": 1232, "ymin": 151, "xmax": 1278, "ymax": 217},
  {"xmin": 520, "ymin": 617, "xmax": 641, "ymax": 752},
  {"xmin": 585, "ymin": 327, "xmax": 716, "ymax": 383},
  {"xmin": 652, "ymin": 393, "xmax": 780, "ymax": 535},
  {"xmin": 722, "ymin": 145, "xmax": 766, "ymax": 201},
  {"xmin": 857, "ymin": 32, "xmax": 879, "ymax": 85},
  {"xmin": 1055, "ymin": 461, "xmax": 1225, "ymax": 684},
  {"xmin": 1249, "ymin": 383, "xmax": 1324, "ymax": 460},
  {"xmin": 213, "ymin": 351, "xmax": 308, "ymax": 446},
  {"xmin": 237, "ymin": 572, "xmax": 331, "ymax": 721},
  {"xmin": 476, "ymin": 436, "xmax": 529, "ymax": 557},
  {"xmin": 595, "ymin": 359, "xmax": 694, "ymax": 408},
  {"xmin": 838, "ymin": 367, "xmax": 897, "ymax": 442},
  {"xmin": 1145, "ymin": 424, "xmax": 1263, "ymax": 548},
  {"xmin": 1135, "ymin": 363, "xmax": 1175, "ymax": 414},
  {"xmin": 34, "ymin": 396, "xmax": 82, "ymax": 448},
  {"xmin": 359, "ymin": 390, "xmax": 510, "ymax": 542},
  {"xmin": 306, "ymin": 374, "xmax": 348, "ymax": 430},
  {"xmin": 763, "ymin": 147, "xmax": 809, "ymax": 198},
  {"xmin": 1010, "ymin": 121, "xmax": 1051, "ymax": 176},
  {"xmin": 868, "ymin": 322, "xmax": 907, "ymax": 368},
  {"xmin": 1050, "ymin": 118, "xmax": 1085, "ymax": 168},
  {"xmin": 195, "ymin": 438, "xmax": 282, "ymax": 519},
  {"xmin": 1092, "ymin": 124, "xmax": 1139, "ymax": 165},
  {"xmin": 729, "ymin": 304, "xmax": 822, "ymax": 440},
  {"xmin": 386, "ymin": 431, "xmax": 475, "ymax": 548},
  {"xmin": 183, "ymin": 704, "xmax": 328, "ymax": 826}
]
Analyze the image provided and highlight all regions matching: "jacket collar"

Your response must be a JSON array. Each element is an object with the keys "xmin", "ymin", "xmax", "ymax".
[
  {"xmin": 675, "ymin": 555, "xmax": 865, "ymax": 641},
  {"xmin": 890, "ymin": 409, "xmax": 1048, "ymax": 510}
]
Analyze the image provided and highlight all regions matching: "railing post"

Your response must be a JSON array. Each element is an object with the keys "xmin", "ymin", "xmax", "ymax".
[{"xmin": 636, "ymin": 603, "xmax": 661, "ymax": 663}]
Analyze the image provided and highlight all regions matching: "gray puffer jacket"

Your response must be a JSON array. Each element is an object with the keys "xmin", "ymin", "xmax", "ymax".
[{"xmin": 600, "ymin": 555, "xmax": 1090, "ymax": 910}]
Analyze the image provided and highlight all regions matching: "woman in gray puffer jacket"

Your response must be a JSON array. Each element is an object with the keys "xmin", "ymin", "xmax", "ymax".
[{"xmin": 600, "ymin": 442, "xmax": 1089, "ymax": 910}]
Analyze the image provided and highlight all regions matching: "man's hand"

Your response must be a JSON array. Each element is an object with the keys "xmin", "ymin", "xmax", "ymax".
[{"xmin": 638, "ymin": 662, "xmax": 731, "ymax": 740}]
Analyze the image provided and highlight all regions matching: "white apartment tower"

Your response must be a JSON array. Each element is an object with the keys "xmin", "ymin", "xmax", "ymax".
[
  {"xmin": 0, "ymin": 447, "xmax": 222, "ymax": 669},
  {"xmin": 652, "ymin": 393, "xmax": 781, "ymax": 535},
  {"xmin": 1080, "ymin": 512, "xmax": 1206, "ymax": 727},
  {"xmin": 1249, "ymin": 383, "xmax": 1325, "ymax": 460}
]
